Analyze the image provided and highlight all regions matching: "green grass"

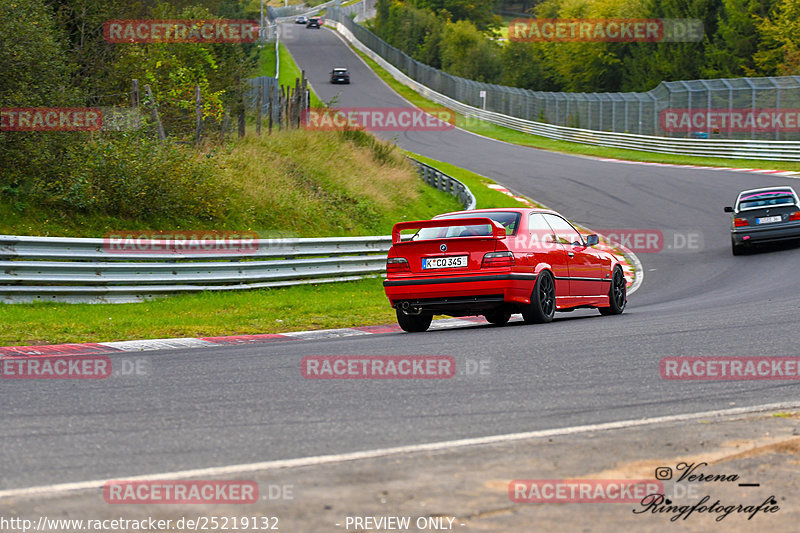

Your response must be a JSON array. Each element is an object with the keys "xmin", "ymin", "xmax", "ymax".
[
  {"xmin": 251, "ymin": 40, "xmax": 324, "ymax": 104},
  {"xmin": 0, "ymin": 33, "xmax": 524, "ymax": 347},
  {"xmin": 352, "ymin": 47, "xmax": 800, "ymax": 171},
  {"xmin": 1, "ymin": 130, "xmax": 462, "ymax": 238},
  {"xmin": 0, "ymin": 278, "xmax": 397, "ymax": 346},
  {"xmin": 253, "ymin": 41, "xmax": 277, "ymax": 77},
  {"xmin": 0, "ymin": 154, "xmax": 520, "ymax": 346},
  {"xmin": 0, "ymin": 151, "xmax": 523, "ymax": 346},
  {"xmin": 0, "ymin": 152, "xmax": 509, "ymax": 347},
  {"xmin": 278, "ymin": 42, "xmax": 325, "ymax": 107},
  {"xmin": 406, "ymin": 152, "xmax": 537, "ymax": 209}
]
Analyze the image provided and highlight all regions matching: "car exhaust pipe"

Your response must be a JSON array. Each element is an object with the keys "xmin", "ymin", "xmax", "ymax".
[{"xmin": 400, "ymin": 301, "xmax": 422, "ymax": 315}]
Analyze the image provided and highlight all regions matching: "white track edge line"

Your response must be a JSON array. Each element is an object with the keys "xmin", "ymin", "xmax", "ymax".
[{"xmin": 3, "ymin": 401, "xmax": 798, "ymax": 500}]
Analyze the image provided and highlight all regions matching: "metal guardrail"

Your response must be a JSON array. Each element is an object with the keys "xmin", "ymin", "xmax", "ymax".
[
  {"xmin": 0, "ymin": 161, "xmax": 474, "ymax": 303},
  {"xmin": 273, "ymin": 0, "xmax": 339, "ymax": 23},
  {"xmin": 408, "ymin": 157, "xmax": 476, "ymax": 210},
  {"xmin": 337, "ymin": 0, "xmax": 376, "ymax": 21},
  {"xmin": 0, "ymin": 236, "xmax": 391, "ymax": 304},
  {"xmin": 327, "ymin": 9, "xmax": 800, "ymax": 161}
]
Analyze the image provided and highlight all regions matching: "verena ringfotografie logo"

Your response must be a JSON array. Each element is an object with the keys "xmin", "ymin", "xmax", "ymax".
[
  {"xmin": 103, "ymin": 480, "xmax": 258, "ymax": 504},
  {"xmin": 1, "ymin": 108, "xmax": 102, "ymax": 132},
  {"xmin": 661, "ymin": 109, "xmax": 800, "ymax": 132},
  {"xmin": 509, "ymin": 479, "xmax": 663, "ymax": 503},
  {"xmin": 103, "ymin": 231, "xmax": 258, "ymax": 254},
  {"xmin": 301, "ymin": 356, "xmax": 456, "ymax": 379},
  {"xmin": 301, "ymin": 108, "xmax": 455, "ymax": 132},
  {"xmin": 1, "ymin": 355, "xmax": 111, "ymax": 379},
  {"xmin": 103, "ymin": 20, "xmax": 259, "ymax": 43},
  {"xmin": 661, "ymin": 357, "xmax": 800, "ymax": 380},
  {"xmin": 509, "ymin": 19, "xmax": 702, "ymax": 42}
]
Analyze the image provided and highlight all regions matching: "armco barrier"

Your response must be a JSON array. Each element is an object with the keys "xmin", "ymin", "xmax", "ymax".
[
  {"xmin": 0, "ymin": 158, "xmax": 474, "ymax": 303},
  {"xmin": 326, "ymin": 9, "xmax": 800, "ymax": 161},
  {"xmin": 408, "ymin": 157, "xmax": 476, "ymax": 210}
]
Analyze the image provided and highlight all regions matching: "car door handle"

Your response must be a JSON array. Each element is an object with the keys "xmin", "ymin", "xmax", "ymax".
[{"xmin": 567, "ymin": 251, "xmax": 574, "ymax": 257}]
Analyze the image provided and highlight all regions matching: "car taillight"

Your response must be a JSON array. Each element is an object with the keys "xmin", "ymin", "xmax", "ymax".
[
  {"xmin": 386, "ymin": 257, "xmax": 410, "ymax": 273},
  {"xmin": 734, "ymin": 218, "xmax": 749, "ymax": 227},
  {"xmin": 789, "ymin": 211, "xmax": 800, "ymax": 221},
  {"xmin": 481, "ymin": 251, "xmax": 514, "ymax": 268}
]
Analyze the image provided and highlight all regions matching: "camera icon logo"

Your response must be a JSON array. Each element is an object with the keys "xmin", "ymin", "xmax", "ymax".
[{"xmin": 655, "ymin": 467, "xmax": 673, "ymax": 480}]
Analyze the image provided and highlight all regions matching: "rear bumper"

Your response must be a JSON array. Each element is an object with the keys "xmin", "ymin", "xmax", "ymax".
[
  {"xmin": 384, "ymin": 273, "xmax": 536, "ymax": 313},
  {"xmin": 732, "ymin": 223, "xmax": 800, "ymax": 245}
]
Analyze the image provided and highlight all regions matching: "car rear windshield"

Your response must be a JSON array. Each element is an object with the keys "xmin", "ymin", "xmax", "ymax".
[
  {"xmin": 738, "ymin": 190, "xmax": 796, "ymax": 209},
  {"xmin": 413, "ymin": 212, "xmax": 521, "ymax": 240}
]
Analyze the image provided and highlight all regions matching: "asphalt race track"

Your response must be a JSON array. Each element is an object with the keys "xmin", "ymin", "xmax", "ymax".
[{"xmin": 2, "ymin": 24, "xmax": 800, "ymax": 492}]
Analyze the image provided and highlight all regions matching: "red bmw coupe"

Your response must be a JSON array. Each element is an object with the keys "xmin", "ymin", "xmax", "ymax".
[{"xmin": 383, "ymin": 208, "xmax": 627, "ymax": 332}]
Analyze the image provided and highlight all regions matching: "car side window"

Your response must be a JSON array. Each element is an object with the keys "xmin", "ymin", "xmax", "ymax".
[
  {"xmin": 528, "ymin": 213, "xmax": 556, "ymax": 246},
  {"xmin": 543, "ymin": 214, "xmax": 583, "ymax": 246}
]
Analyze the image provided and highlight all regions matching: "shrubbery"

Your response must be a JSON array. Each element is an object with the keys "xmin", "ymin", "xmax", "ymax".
[
  {"xmin": 1, "ymin": 0, "xmax": 256, "ymax": 226},
  {"xmin": 374, "ymin": 0, "xmax": 800, "ymax": 93}
]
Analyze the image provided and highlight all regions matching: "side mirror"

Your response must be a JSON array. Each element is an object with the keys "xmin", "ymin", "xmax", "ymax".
[
  {"xmin": 585, "ymin": 234, "xmax": 599, "ymax": 246},
  {"xmin": 724, "ymin": 206, "xmax": 734, "ymax": 213}
]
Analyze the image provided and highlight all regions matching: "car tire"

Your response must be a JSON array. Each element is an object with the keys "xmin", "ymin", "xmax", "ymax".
[
  {"xmin": 599, "ymin": 266, "xmax": 626, "ymax": 316},
  {"xmin": 522, "ymin": 271, "xmax": 555, "ymax": 324},
  {"xmin": 484, "ymin": 308, "xmax": 511, "ymax": 325},
  {"xmin": 396, "ymin": 309, "xmax": 432, "ymax": 332},
  {"xmin": 731, "ymin": 237, "xmax": 745, "ymax": 256}
]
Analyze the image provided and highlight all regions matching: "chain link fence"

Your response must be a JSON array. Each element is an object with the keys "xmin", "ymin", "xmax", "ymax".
[{"xmin": 327, "ymin": 8, "xmax": 800, "ymax": 141}]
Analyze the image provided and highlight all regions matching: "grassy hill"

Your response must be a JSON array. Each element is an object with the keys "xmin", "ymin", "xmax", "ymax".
[{"xmin": 0, "ymin": 129, "xmax": 461, "ymax": 237}]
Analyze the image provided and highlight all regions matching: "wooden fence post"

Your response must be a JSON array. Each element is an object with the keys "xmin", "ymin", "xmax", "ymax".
[
  {"xmin": 143, "ymin": 84, "xmax": 166, "ymax": 141},
  {"xmin": 256, "ymin": 87, "xmax": 262, "ymax": 136},
  {"xmin": 268, "ymin": 83, "xmax": 274, "ymax": 135},
  {"xmin": 131, "ymin": 79, "xmax": 140, "ymax": 109},
  {"xmin": 194, "ymin": 85, "xmax": 203, "ymax": 144}
]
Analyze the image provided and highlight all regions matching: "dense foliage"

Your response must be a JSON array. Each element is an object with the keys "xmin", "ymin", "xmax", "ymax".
[
  {"xmin": 373, "ymin": 0, "xmax": 800, "ymax": 92},
  {"xmin": 1, "ymin": 0, "xmax": 257, "ymax": 222}
]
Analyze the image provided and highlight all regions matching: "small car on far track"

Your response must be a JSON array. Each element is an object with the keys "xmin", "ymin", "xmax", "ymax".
[
  {"xmin": 295, "ymin": 16, "xmax": 308, "ymax": 24},
  {"xmin": 725, "ymin": 186, "xmax": 800, "ymax": 255},
  {"xmin": 330, "ymin": 68, "xmax": 350, "ymax": 84},
  {"xmin": 383, "ymin": 208, "xmax": 627, "ymax": 332}
]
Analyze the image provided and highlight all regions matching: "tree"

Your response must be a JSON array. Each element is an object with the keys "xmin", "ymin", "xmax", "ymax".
[
  {"xmin": 703, "ymin": 0, "xmax": 771, "ymax": 78},
  {"xmin": 412, "ymin": 0, "xmax": 501, "ymax": 30},
  {"xmin": 753, "ymin": 0, "xmax": 800, "ymax": 75},
  {"xmin": 440, "ymin": 20, "xmax": 502, "ymax": 82},
  {"xmin": 0, "ymin": 0, "xmax": 81, "ymax": 191}
]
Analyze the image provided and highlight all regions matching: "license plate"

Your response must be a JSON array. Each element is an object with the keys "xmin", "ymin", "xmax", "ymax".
[
  {"xmin": 422, "ymin": 255, "xmax": 468, "ymax": 269},
  {"xmin": 757, "ymin": 216, "xmax": 782, "ymax": 224}
]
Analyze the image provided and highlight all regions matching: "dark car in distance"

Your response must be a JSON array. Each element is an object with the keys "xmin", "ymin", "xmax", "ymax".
[
  {"xmin": 330, "ymin": 68, "xmax": 350, "ymax": 84},
  {"xmin": 295, "ymin": 16, "xmax": 308, "ymax": 24},
  {"xmin": 306, "ymin": 17, "xmax": 321, "ymax": 28},
  {"xmin": 725, "ymin": 186, "xmax": 800, "ymax": 255}
]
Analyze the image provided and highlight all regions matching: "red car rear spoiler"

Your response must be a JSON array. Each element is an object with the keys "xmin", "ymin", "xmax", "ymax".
[{"xmin": 391, "ymin": 217, "xmax": 506, "ymax": 244}]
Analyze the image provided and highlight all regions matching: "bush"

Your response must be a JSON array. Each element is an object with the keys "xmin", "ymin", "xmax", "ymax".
[{"xmin": 50, "ymin": 133, "xmax": 227, "ymax": 221}]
